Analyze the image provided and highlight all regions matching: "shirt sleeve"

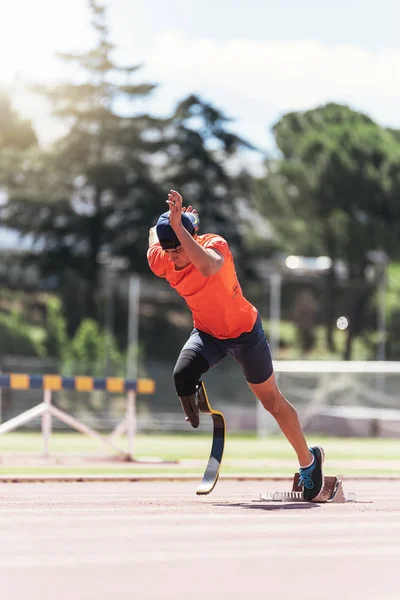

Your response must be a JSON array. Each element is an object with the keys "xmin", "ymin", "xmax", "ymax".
[
  {"xmin": 147, "ymin": 243, "xmax": 168, "ymax": 278},
  {"xmin": 203, "ymin": 235, "xmax": 230, "ymax": 258}
]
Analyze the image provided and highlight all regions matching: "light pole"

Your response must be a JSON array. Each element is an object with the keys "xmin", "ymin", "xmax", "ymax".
[
  {"xmin": 126, "ymin": 275, "xmax": 140, "ymax": 381},
  {"xmin": 366, "ymin": 250, "xmax": 388, "ymax": 396},
  {"xmin": 366, "ymin": 250, "xmax": 388, "ymax": 362},
  {"xmin": 97, "ymin": 253, "xmax": 129, "ymax": 377},
  {"xmin": 377, "ymin": 262, "xmax": 388, "ymax": 363}
]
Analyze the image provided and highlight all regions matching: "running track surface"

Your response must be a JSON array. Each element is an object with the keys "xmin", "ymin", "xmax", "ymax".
[{"xmin": 1, "ymin": 480, "xmax": 399, "ymax": 600}]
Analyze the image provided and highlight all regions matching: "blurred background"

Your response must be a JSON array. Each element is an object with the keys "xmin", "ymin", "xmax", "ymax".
[{"xmin": 1, "ymin": 0, "xmax": 400, "ymax": 443}]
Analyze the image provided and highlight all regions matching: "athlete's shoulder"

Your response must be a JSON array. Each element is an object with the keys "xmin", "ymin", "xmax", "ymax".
[
  {"xmin": 197, "ymin": 232, "xmax": 227, "ymax": 243},
  {"xmin": 147, "ymin": 242, "xmax": 168, "ymax": 277},
  {"xmin": 197, "ymin": 233, "xmax": 230, "ymax": 256}
]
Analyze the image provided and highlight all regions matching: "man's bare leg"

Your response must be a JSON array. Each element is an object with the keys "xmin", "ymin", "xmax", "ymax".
[{"xmin": 248, "ymin": 373, "xmax": 313, "ymax": 467}]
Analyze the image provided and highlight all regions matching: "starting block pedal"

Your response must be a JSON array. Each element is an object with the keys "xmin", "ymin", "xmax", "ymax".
[
  {"xmin": 260, "ymin": 491, "xmax": 304, "ymax": 502},
  {"xmin": 260, "ymin": 474, "xmax": 356, "ymax": 504}
]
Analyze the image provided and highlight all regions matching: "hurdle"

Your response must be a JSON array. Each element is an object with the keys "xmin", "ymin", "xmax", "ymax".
[{"xmin": 0, "ymin": 374, "xmax": 155, "ymax": 460}]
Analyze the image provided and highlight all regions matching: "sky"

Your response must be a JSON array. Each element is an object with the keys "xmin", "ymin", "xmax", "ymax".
[{"xmin": 1, "ymin": 0, "xmax": 400, "ymax": 169}]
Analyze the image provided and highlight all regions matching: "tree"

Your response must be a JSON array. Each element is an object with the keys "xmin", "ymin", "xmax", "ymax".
[
  {"xmin": 44, "ymin": 297, "xmax": 68, "ymax": 361},
  {"xmin": 0, "ymin": 91, "xmax": 37, "ymax": 151},
  {"xmin": 2, "ymin": 0, "xmax": 165, "ymax": 329},
  {"xmin": 157, "ymin": 94, "xmax": 258, "ymax": 280},
  {"xmin": 254, "ymin": 103, "xmax": 400, "ymax": 358},
  {"xmin": 0, "ymin": 90, "xmax": 38, "ymax": 188}
]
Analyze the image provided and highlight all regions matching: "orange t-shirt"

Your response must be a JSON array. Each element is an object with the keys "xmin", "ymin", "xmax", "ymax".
[{"xmin": 147, "ymin": 233, "xmax": 257, "ymax": 339}]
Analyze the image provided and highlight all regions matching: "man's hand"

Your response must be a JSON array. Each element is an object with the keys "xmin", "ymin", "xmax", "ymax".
[
  {"xmin": 166, "ymin": 190, "xmax": 184, "ymax": 231},
  {"xmin": 166, "ymin": 189, "xmax": 223, "ymax": 277},
  {"xmin": 182, "ymin": 205, "xmax": 198, "ymax": 217},
  {"xmin": 167, "ymin": 190, "xmax": 199, "ymax": 231}
]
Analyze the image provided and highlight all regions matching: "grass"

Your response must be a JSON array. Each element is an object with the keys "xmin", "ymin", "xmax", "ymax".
[{"xmin": 1, "ymin": 432, "xmax": 400, "ymax": 477}]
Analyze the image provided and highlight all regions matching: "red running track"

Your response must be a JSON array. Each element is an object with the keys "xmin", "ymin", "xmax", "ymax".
[{"xmin": 1, "ymin": 480, "xmax": 399, "ymax": 600}]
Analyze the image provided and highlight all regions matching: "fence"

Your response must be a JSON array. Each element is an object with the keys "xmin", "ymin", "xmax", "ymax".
[{"xmin": 257, "ymin": 360, "xmax": 400, "ymax": 438}]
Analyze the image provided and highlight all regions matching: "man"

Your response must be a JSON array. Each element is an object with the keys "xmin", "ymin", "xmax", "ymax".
[{"xmin": 147, "ymin": 189, "xmax": 324, "ymax": 501}]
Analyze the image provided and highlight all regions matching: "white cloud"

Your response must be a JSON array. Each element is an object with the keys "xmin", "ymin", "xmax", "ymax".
[
  {"xmin": 7, "ymin": 28, "xmax": 400, "ymax": 160},
  {"xmin": 149, "ymin": 32, "xmax": 400, "ymax": 113}
]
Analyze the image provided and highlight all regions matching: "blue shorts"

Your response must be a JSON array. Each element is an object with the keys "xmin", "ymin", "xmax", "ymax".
[{"xmin": 181, "ymin": 313, "xmax": 273, "ymax": 384}]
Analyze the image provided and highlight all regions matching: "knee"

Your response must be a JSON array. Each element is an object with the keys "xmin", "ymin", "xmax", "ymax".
[
  {"xmin": 173, "ymin": 350, "xmax": 208, "ymax": 397},
  {"xmin": 173, "ymin": 362, "xmax": 195, "ymax": 396},
  {"xmin": 259, "ymin": 390, "xmax": 289, "ymax": 416}
]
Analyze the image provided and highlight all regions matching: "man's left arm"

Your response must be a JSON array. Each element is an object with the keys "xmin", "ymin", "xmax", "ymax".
[
  {"xmin": 167, "ymin": 190, "xmax": 224, "ymax": 277},
  {"xmin": 174, "ymin": 225, "xmax": 224, "ymax": 277}
]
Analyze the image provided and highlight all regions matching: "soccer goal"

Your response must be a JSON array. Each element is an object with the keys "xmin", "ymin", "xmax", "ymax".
[{"xmin": 256, "ymin": 360, "xmax": 400, "ymax": 438}]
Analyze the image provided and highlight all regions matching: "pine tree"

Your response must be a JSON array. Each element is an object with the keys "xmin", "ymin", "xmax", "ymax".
[
  {"xmin": 160, "ymin": 94, "xmax": 257, "ymax": 274},
  {"xmin": 3, "ymin": 0, "xmax": 165, "ymax": 326}
]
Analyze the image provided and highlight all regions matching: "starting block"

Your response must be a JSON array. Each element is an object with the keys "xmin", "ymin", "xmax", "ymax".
[{"xmin": 260, "ymin": 474, "xmax": 356, "ymax": 504}]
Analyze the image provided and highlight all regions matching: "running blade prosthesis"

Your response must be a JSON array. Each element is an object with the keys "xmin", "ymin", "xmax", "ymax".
[
  {"xmin": 196, "ymin": 381, "xmax": 226, "ymax": 495},
  {"xmin": 260, "ymin": 474, "xmax": 356, "ymax": 503}
]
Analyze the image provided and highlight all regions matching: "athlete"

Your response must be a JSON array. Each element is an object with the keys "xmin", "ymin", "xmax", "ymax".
[{"xmin": 147, "ymin": 189, "xmax": 324, "ymax": 500}]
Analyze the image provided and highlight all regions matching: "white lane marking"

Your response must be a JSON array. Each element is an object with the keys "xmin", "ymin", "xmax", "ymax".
[{"xmin": 2, "ymin": 542, "xmax": 400, "ymax": 568}]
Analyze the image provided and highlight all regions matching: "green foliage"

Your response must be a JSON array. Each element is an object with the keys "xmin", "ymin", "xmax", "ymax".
[
  {"xmin": 0, "ymin": 311, "xmax": 44, "ymax": 357},
  {"xmin": 261, "ymin": 317, "xmax": 373, "ymax": 360},
  {"xmin": 44, "ymin": 297, "xmax": 68, "ymax": 361},
  {"xmin": 255, "ymin": 103, "xmax": 400, "ymax": 359},
  {"xmin": 385, "ymin": 263, "xmax": 400, "ymax": 316},
  {"xmin": 63, "ymin": 318, "xmax": 123, "ymax": 376},
  {"xmin": 256, "ymin": 103, "xmax": 400, "ymax": 263},
  {"xmin": 383, "ymin": 263, "xmax": 400, "ymax": 359},
  {"xmin": 0, "ymin": 292, "xmax": 125, "ymax": 374}
]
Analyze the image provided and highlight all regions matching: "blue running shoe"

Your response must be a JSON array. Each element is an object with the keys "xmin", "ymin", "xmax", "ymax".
[{"xmin": 298, "ymin": 446, "xmax": 325, "ymax": 501}]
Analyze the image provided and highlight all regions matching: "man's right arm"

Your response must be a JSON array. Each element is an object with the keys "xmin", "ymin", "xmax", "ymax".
[
  {"xmin": 148, "ymin": 226, "xmax": 159, "ymax": 247},
  {"xmin": 147, "ymin": 227, "xmax": 168, "ymax": 278}
]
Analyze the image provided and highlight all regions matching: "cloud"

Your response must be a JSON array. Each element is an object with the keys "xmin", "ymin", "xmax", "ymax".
[
  {"xmin": 8, "ymin": 29, "xmax": 400, "ymax": 159},
  {"xmin": 149, "ymin": 32, "xmax": 400, "ymax": 113}
]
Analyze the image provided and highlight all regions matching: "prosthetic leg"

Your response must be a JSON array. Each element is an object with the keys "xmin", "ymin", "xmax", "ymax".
[{"xmin": 196, "ymin": 381, "xmax": 226, "ymax": 495}]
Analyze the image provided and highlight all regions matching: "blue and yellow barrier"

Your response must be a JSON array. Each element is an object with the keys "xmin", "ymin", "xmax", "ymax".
[
  {"xmin": 0, "ymin": 374, "xmax": 155, "ymax": 395},
  {"xmin": 0, "ymin": 374, "xmax": 156, "ymax": 459}
]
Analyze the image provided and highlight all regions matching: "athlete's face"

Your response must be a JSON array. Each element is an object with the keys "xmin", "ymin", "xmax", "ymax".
[{"xmin": 164, "ymin": 245, "xmax": 191, "ymax": 269}]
